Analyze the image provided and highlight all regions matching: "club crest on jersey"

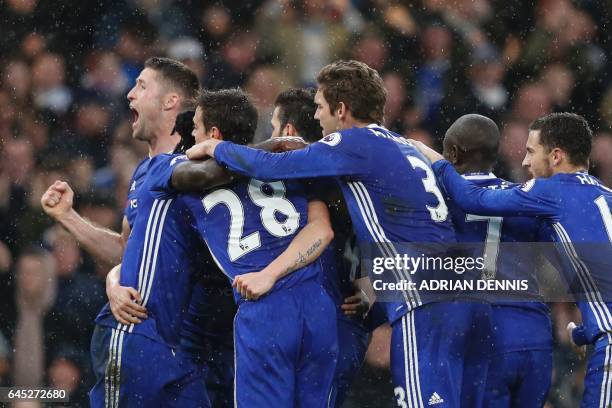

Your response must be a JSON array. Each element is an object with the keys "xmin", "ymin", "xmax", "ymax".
[
  {"xmin": 170, "ymin": 155, "xmax": 187, "ymax": 166},
  {"xmin": 320, "ymin": 132, "xmax": 342, "ymax": 146}
]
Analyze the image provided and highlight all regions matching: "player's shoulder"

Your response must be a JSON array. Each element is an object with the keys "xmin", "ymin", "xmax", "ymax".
[
  {"xmin": 469, "ymin": 175, "xmax": 519, "ymax": 191},
  {"xmin": 515, "ymin": 177, "xmax": 559, "ymax": 198},
  {"xmin": 132, "ymin": 156, "xmax": 152, "ymax": 177},
  {"xmin": 149, "ymin": 153, "xmax": 189, "ymax": 171},
  {"xmin": 318, "ymin": 124, "xmax": 390, "ymax": 147}
]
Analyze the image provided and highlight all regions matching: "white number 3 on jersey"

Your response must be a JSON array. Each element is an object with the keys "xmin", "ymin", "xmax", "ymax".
[{"xmin": 407, "ymin": 156, "xmax": 449, "ymax": 222}]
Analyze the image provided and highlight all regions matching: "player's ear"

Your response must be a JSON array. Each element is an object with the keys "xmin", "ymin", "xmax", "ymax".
[
  {"xmin": 163, "ymin": 93, "xmax": 180, "ymax": 111},
  {"xmin": 336, "ymin": 102, "xmax": 347, "ymax": 120},
  {"xmin": 283, "ymin": 123, "xmax": 297, "ymax": 137},
  {"xmin": 446, "ymin": 145, "xmax": 461, "ymax": 165},
  {"xmin": 550, "ymin": 147, "xmax": 564, "ymax": 167},
  {"xmin": 210, "ymin": 127, "xmax": 223, "ymax": 141}
]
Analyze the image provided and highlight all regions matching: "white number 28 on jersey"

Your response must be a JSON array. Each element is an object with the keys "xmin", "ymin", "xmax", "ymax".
[
  {"xmin": 202, "ymin": 179, "xmax": 300, "ymax": 261},
  {"xmin": 407, "ymin": 156, "xmax": 449, "ymax": 222}
]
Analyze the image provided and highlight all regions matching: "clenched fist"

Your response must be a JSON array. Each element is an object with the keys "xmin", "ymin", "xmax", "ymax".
[{"xmin": 40, "ymin": 180, "xmax": 74, "ymax": 220}]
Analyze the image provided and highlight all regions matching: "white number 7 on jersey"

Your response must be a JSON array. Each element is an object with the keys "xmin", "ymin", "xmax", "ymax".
[{"xmin": 466, "ymin": 214, "xmax": 503, "ymax": 280}]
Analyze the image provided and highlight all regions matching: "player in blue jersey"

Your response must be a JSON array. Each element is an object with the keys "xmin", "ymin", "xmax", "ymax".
[
  {"xmin": 415, "ymin": 112, "xmax": 612, "ymax": 408},
  {"xmin": 187, "ymin": 60, "xmax": 492, "ymax": 407},
  {"xmin": 271, "ymin": 87, "xmax": 375, "ymax": 406},
  {"xmin": 440, "ymin": 114, "xmax": 552, "ymax": 407},
  {"xmin": 146, "ymin": 88, "xmax": 338, "ymax": 407},
  {"xmin": 41, "ymin": 58, "xmax": 234, "ymax": 407}
]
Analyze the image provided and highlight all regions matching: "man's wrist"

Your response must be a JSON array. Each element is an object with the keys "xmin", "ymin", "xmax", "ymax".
[
  {"xmin": 260, "ymin": 264, "xmax": 282, "ymax": 282},
  {"xmin": 56, "ymin": 208, "xmax": 78, "ymax": 227},
  {"xmin": 209, "ymin": 140, "xmax": 223, "ymax": 158}
]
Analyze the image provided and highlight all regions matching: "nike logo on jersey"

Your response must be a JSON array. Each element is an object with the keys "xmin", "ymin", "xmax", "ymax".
[
  {"xmin": 130, "ymin": 181, "xmax": 136, "ymax": 191},
  {"xmin": 428, "ymin": 392, "xmax": 444, "ymax": 405}
]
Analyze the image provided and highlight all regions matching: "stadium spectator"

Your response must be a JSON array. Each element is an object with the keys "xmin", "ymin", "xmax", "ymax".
[
  {"xmin": 13, "ymin": 248, "xmax": 56, "ymax": 387},
  {"xmin": 44, "ymin": 227, "xmax": 105, "ymax": 364}
]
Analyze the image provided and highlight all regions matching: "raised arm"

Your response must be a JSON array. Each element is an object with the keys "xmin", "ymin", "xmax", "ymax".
[
  {"xmin": 171, "ymin": 137, "xmax": 310, "ymax": 192},
  {"xmin": 41, "ymin": 181, "xmax": 128, "ymax": 265},
  {"xmin": 410, "ymin": 140, "xmax": 557, "ymax": 217},
  {"xmin": 186, "ymin": 134, "xmax": 362, "ymax": 181},
  {"xmin": 171, "ymin": 159, "xmax": 237, "ymax": 192},
  {"xmin": 433, "ymin": 161, "xmax": 557, "ymax": 217},
  {"xmin": 233, "ymin": 200, "xmax": 334, "ymax": 300}
]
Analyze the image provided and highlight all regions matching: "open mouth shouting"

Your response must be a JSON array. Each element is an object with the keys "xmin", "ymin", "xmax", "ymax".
[{"xmin": 130, "ymin": 105, "xmax": 140, "ymax": 130}]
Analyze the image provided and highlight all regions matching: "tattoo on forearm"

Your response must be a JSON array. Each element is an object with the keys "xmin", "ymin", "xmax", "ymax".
[{"xmin": 288, "ymin": 239, "xmax": 323, "ymax": 274}]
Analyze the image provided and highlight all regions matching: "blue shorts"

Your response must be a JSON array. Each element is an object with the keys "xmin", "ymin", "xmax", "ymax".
[
  {"xmin": 89, "ymin": 325, "xmax": 210, "ymax": 408},
  {"xmin": 581, "ymin": 341, "xmax": 612, "ymax": 408},
  {"xmin": 484, "ymin": 349, "xmax": 552, "ymax": 408},
  {"xmin": 390, "ymin": 301, "xmax": 492, "ymax": 408},
  {"xmin": 234, "ymin": 279, "xmax": 338, "ymax": 407},
  {"xmin": 331, "ymin": 318, "xmax": 369, "ymax": 407}
]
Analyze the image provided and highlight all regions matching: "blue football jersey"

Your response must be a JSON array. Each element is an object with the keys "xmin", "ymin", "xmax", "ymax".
[
  {"xmin": 434, "ymin": 161, "xmax": 612, "ymax": 346},
  {"xmin": 149, "ymin": 154, "xmax": 321, "ymax": 303},
  {"xmin": 124, "ymin": 157, "xmax": 150, "ymax": 227},
  {"xmin": 96, "ymin": 155, "xmax": 206, "ymax": 349},
  {"xmin": 213, "ymin": 124, "xmax": 457, "ymax": 323},
  {"xmin": 307, "ymin": 179, "xmax": 363, "ymax": 324},
  {"xmin": 447, "ymin": 172, "xmax": 552, "ymax": 352}
]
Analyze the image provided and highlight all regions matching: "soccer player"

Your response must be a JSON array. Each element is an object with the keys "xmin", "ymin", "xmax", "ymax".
[
  {"xmin": 440, "ymin": 114, "xmax": 552, "ymax": 407},
  {"xmin": 415, "ymin": 112, "xmax": 612, "ymax": 408},
  {"xmin": 148, "ymin": 88, "xmax": 338, "ymax": 407},
  {"xmin": 270, "ymin": 88, "xmax": 323, "ymax": 140},
  {"xmin": 40, "ymin": 58, "xmax": 229, "ymax": 407},
  {"xmin": 272, "ymin": 87, "xmax": 374, "ymax": 406},
  {"xmin": 187, "ymin": 60, "xmax": 492, "ymax": 407}
]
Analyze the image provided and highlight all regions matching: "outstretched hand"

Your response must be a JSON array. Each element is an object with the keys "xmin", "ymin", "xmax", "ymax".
[
  {"xmin": 273, "ymin": 136, "xmax": 309, "ymax": 152},
  {"xmin": 254, "ymin": 137, "xmax": 308, "ymax": 153},
  {"xmin": 186, "ymin": 139, "xmax": 222, "ymax": 160},
  {"xmin": 408, "ymin": 139, "xmax": 445, "ymax": 163}
]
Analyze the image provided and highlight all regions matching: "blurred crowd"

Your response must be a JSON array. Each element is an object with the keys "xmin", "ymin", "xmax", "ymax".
[{"xmin": 0, "ymin": 0, "xmax": 610, "ymax": 406}]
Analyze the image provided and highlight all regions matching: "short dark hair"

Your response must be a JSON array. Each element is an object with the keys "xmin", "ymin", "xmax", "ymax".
[
  {"xmin": 529, "ymin": 112, "xmax": 593, "ymax": 166},
  {"xmin": 172, "ymin": 110, "xmax": 195, "ymax": 154},
  {"xmin": 196, "ymin": 88, "xmax": 258, "ymax": 145},
  {"xmin": 144, "ymin": 57, "xmax": 199, "ymax": 104},
  {"xmin": 444, "ymin": 114, "xmax": 500, "ymax": 169},
  {"xmin": 316, "ymin": 60, "xmax": 386, "ymax": 124},
  {"xmin": 275, "ymin": 88, "xmax": 322, "ymax": 142}
]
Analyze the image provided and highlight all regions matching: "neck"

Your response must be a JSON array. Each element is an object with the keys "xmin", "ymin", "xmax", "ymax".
[
  {"xmin": 148, "ymin": 120, "xmax": 180, "ymax": 157},
  {"xmin": 552, "ymin": 163, "xmax": 588, "ymax": 175},
  {"xmin": 341, "ymin": 117, "xmax": 371, "ymax": 130},
  {"xmin": 456, "ymin": 164, "xmax": 493, "ymax": 175}
]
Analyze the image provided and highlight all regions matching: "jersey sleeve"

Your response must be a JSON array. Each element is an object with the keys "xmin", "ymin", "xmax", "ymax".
[
  {"xmin": 432, "ymin": 160, "xmax": 559, "ymax": 217},
  {"xmin": 214, "ymin": 131, "xmax": 367, "ymax": 180},
  {"xmin": 149, "ymin": 154, "xmax": 189, "ymax": 198}
]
